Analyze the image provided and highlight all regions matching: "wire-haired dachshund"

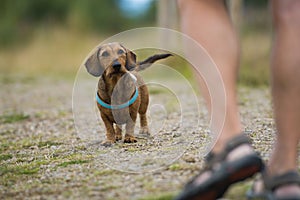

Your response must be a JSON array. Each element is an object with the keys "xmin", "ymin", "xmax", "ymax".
[{"xmin": 85, "ymin": 42, "xmax": 172, "ymax": 146}]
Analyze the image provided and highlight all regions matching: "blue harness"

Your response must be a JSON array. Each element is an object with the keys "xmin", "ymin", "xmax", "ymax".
[{"xmin": 96, "ymin": 87, "xmax": 139, "ymax": 109}]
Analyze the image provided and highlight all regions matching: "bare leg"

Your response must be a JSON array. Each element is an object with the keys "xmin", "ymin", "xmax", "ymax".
[
  {"xmin": 268, "ymin": 0, "xmax": 300, "ymax": 196},
  {"xmin": 178, "ymin": 0, "xmax": 242, "ymax": 152},
  {"xmin": 175, "ymin": 1, "xmax": 264, "ymax": 198}
]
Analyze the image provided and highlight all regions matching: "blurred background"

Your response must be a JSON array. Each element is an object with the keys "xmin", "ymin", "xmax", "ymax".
[{"xmin": 0, "ymin": 0, "xmax": 271, "ymax": 86}]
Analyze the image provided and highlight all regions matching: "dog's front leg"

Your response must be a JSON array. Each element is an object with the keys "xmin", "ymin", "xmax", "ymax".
[
  {"xmin": 115, "ymin": 124, "xmax": 122, "ymax": 141},
  {"xmin": 101, "ymin": 113, "xmax": 116, "ymax": 146},
  {"xmin": 139, "ymin": 113, "xmax": 150, "ymax": 135},
  {"xmin": 124, "ymin": 118, "xmax": 137, "ymax": 143}
]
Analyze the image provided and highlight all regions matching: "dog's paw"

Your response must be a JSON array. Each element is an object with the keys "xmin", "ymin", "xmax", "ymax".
[
  {"xmin": 137, "ymin": 127, "xmax": 152, "ymax": 139},
  {"xmin": 115, "ymin": 134, "xmax": 122, "ymax": 141},
  {"xmin": 139, "ymin": 127, "xmax": 150, "ymax": 136},
  {"xmin": 124, "ymin": 135, "xmax": 137, "ymax": 143},
  {"xmin": 101, "ymin": 140, "xmax": 115, "ymax": 147}
]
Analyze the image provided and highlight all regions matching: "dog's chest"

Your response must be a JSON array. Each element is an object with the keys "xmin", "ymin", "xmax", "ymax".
[{"xmin": 99, "ymin": 101, "xmax": 139, "ymax": 124}]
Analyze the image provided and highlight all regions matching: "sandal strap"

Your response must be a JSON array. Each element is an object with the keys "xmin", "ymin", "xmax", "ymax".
[
  {"xmin": 225, "ymin": 133, "xmax": 252, "ymax": 153},
  {"xmin": 205, "ymin": 133, "xmax": 252, "ymax": 168},
  {"xmin": 184, "ymin": 133, "xmax": 255, "ymax": 189},
  {"xmin": 264, "ymin": 170, "xmax": 300, "ymax": 191}
]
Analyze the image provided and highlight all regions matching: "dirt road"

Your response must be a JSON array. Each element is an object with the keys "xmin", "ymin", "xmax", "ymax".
[{"xmin": 0, "ymin": 78, "xmax": 275, "ymax": 200}]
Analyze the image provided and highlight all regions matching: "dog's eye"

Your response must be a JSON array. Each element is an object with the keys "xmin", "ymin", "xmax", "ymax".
[
  {"xmin": 117, "ymin": 49, "xmax": 125, "ymax": 55},
  {"xmin": 101, "ymin": 51, "xmax": 109, "ymax": 57}
]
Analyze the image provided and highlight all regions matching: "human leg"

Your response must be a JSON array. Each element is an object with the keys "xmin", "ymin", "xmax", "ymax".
[
  {"xmin": 247, "ymin": 0, "xmax": 300, "ymax": 199},
  {"xmin": 269, "ymin": 0, "xmax": 300, "ymax": 197},
  {"xmin": 269, "ymin": 0, "xmax": 300, "ymax": 177},
  {"xmin": 178, "ymin": 0, "xmax": 242, "ymax": 153},
  {"xmin": 175, "ymin": 0, "xmax": 263, "ymax": 199}
]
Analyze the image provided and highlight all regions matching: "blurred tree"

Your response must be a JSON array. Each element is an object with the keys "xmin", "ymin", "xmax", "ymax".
[
  {"xmin": 244, "ymin": 0, "xmax": 268, "ymax": 8},
  {"xmin": 0, "ymin": 0, "xmax": 69, "ymax": 47},
  {"xmin": 0, "ymin": 0, "xmax": 156, "ymax": 48}
]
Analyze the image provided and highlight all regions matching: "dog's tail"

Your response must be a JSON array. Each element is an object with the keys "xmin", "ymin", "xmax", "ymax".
[{"xmin": 135, "ymin": 53, "xmax": 172, "ymax": 71}]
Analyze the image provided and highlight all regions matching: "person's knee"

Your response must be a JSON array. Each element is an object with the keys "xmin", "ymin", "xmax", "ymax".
[
  {"xmin": 177, "ymin": 0, "xmax": 200, "ymax": 12},
  {"xmin": 273, "ymin": 0, "xmax": 300, "ymax": 28}
]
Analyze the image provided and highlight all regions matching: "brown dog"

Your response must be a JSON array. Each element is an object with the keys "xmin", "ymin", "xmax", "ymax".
[{"xmin": 85, "ymin": 42, "xmax": 171, "ymax": 146}]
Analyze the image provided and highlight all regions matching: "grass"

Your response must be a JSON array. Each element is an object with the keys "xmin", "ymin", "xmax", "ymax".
[
  {"xmin": 0, "ymin": 27, "xmax": 104, "ymax": 81},
  {"xmin": 0, "ymin": 149, "xmax": 93, "ymax": 188},
  {"xmin": 37, "ymin": 141, "xmax": 64, "ymax": 148},
  {"xmin": 0, "ymin": 22, "xmax": 271, "ymax": 87},
  {"xmin": 0, "ymin": 141, "xmax": 11, "ymax": 152},
  {"xmin": 0, "ymin": 113, "xmax": 29, "ymax": 124},
  {"xmin": 0, "ymin": 130, "xmax": 66, "ymax": 152},
  {"xmin": 239, "ymin": 31, "xmax": 271, "ymax": 87},
  {"xmin": 57, "ymin": 159, "xmax": 90, "ymax": 167},
  {"xmin": 0, "ymin": 154, "xmax": 13, "ymax": 161},
  {"xmin": 0, "ymin": 164, "xmax": 40, "ymax": 176},
  {"xmin": 225, "ymin": 181, "xmax": 252, "ymax": 199},
  {"xmin": 168, "ymin": 163, "xmax": 182, "ymax": 171},
  {"xmin": 127, "ymin": 147, "xmax": 140, "ymax": 152}
]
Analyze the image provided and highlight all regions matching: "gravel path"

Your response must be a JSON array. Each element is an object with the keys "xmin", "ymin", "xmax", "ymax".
[{"xmin": 0, "ymin": 78, "xmax": 276, "ymax": 200}]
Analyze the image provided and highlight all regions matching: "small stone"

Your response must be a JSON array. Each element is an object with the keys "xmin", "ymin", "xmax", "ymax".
[
  {"xmin": 183, "ymin": 155, "xmax": 196, "ymax": 163},
  {"xmin": 29, "ymin": 145, "xmax": 39, "ymax": 150},
  {"xmin": 50, "ymin": 145, "xmax": 57, "ymax": 150},
  {"xmin": 28, "ymin": 157, "xmax": 35, "ymax": 162},
  {"xmin": 172, "ymin": 132, "xmax": 181, "ymax": 137}
]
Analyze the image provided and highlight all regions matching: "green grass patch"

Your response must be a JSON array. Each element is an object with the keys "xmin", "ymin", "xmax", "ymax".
[
  {"xmin": 0, "ymin": 130, "xmax": 13, "ymax": 136},
  {"xmin": 0, "ymin": 113, "xmax": 29, "ymax": 124},
  {"xmin": 58, "ymin": 159, "xmax": 90, "ymax": 167},
  {"xmin": 38, "ymin": 141, "xmax": 63, "ymax": 148},
  {"xmin": 0, "ymin": 164, "xmax": 39, "ymax": 176},
  {"xmin": 225, "ymin": 181, "xmax": 251, "ymax": 199},
  {"xmin": 17, "ymin": 167, "xmax": 39, "ymax": 175},
  {"xmin": 168, "ymin": 163, "xmax": 182, "ymax": 171},
  {"xmin": 0, "ymin": 154, "xmax": 13, "ymax": 161},
  {"xmin": 0, "ymin": 141, "xmax": 11, "ymax": 152},
  {"xmin": 1, "ymin": 137, "xmax": 64, "ymax": 151},
  {"xmin": 127, "ymin": 147, "xmax": 140, "ymax": 152}
]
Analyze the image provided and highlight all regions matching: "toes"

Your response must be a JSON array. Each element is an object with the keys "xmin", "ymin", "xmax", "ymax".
[
  {"xmin": 116, "ymin": 135, "xmax": 122, "ymax": 141},
  {"xmin": 124, "ymin": 136, "xmax": 137, "ymax": 143}
]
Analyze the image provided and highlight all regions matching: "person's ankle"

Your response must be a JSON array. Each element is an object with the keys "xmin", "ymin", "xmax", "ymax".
[
  {"xmin": 266, "ymin": 165, "xmax": 297, "ymax": 177},
  {"xmin": 211, "ymin": 130, "xmax": 244, "ymax": 154}
]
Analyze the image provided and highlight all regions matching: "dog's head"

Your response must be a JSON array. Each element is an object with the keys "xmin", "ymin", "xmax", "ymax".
[{"xmin": 84, "ymin": 42, "xmax": 136, "ymax": 77}]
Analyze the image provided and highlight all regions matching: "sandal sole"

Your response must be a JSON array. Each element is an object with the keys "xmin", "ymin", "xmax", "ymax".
[{"xmin": 175, "ymin": 154, "xmax": 264, "ymax": 200}]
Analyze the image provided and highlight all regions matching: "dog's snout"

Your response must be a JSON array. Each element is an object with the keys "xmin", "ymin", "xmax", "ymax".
[{"xmin": 112, "ymin": 61, "xmax": 121, "ymax": 71}]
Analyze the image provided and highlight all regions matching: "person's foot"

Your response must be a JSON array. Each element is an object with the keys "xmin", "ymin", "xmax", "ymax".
[
  {"xmin": 175, "ymin": 134, "xmax": 264, "ymax": 200},
  {"xmin": 247, "ymin": 170, "xmax": 300, "ymax": 200},
  {"xmin": 193, "ymin": 143, "xmax": 254, "ymax": 185}
]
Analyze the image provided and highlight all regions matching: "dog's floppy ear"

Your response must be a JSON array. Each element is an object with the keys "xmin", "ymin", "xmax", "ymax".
[
  {"xmin": 84, "ymin": 47, "xmax": 103, "ymax": 77},
  {"xmin": 124, "ymin": 48, "xmax": 137, "ymax": 71}
]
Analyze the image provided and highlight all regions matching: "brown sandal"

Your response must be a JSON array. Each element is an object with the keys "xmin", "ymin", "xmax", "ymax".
[
  {"xmin": 175, "ymin": 134, "xmax": 264, "ymax": 200},
  {"xmin": 247, "ymin": 170, "xmax": 300, "ymax": 200}
]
